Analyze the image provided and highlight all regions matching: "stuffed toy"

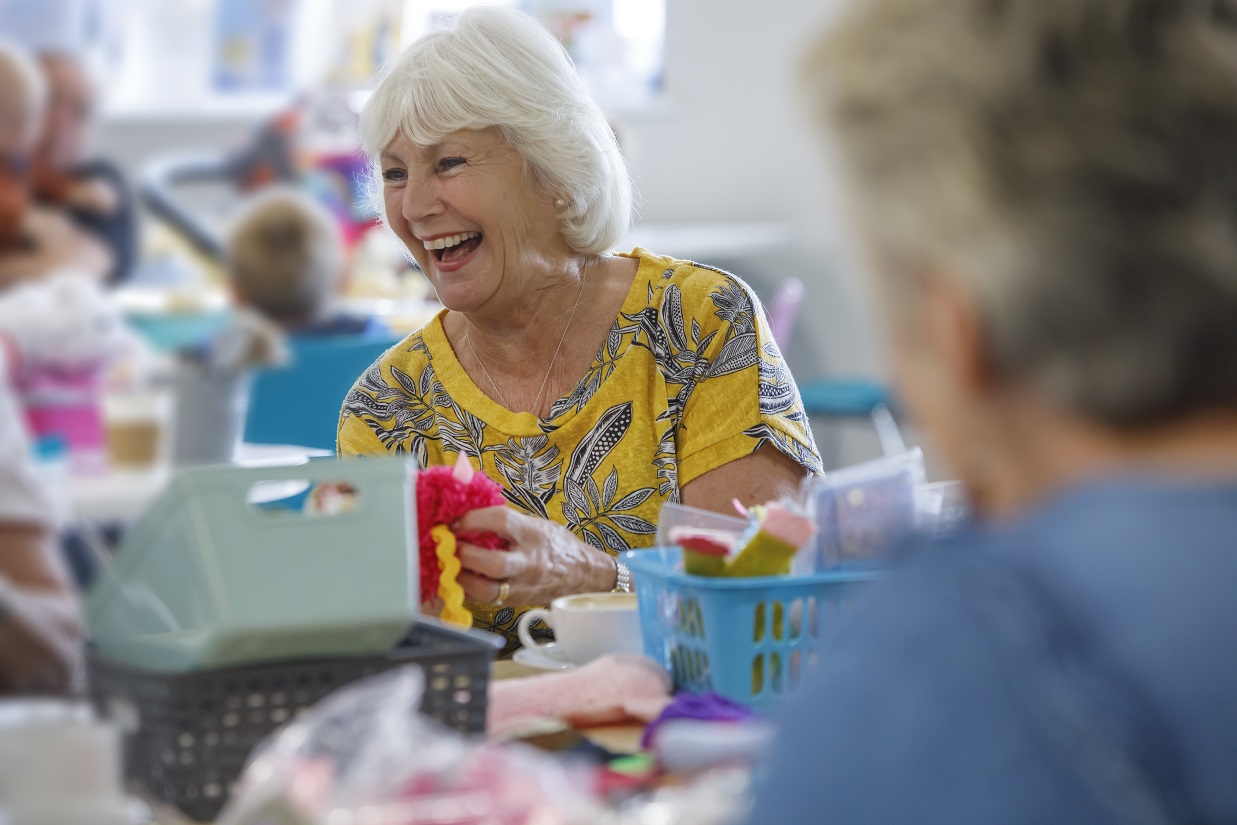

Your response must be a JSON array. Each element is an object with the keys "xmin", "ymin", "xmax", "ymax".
[{"xmin": 416, "ymin": 454, "xmax": 509, "ymax": 627}]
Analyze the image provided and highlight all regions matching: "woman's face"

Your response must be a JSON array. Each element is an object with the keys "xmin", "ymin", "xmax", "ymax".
[{"xmin": 380, "ymin": 128, "xmax": 568, "ymax": 313}]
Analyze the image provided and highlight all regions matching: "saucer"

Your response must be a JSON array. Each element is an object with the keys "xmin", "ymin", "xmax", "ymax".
[{"xmin": 512, "ymin": 643, "xmax": 575, "ymax": 671}]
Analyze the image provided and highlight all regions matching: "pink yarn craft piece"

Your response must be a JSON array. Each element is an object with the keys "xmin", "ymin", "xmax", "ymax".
[{"xmin": 415, "ymin": 454, "xmax": 509, "ymax": 605}]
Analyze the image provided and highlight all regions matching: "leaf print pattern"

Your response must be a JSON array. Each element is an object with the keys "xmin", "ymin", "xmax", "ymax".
[
  {"xmin": 555, "ymin": 403, "xmax": 658, "ymax": 552},
  {"xmin": 493, "ymin": 436, "xmax": 562, "ymax": 519},
  {"xmin": 565, "ymin": 403, "xmax": 632, "ymax": 484},
  {"xmin": 745, "ymin": 422, "xmax": 821, "ymax": 473},
  {"xmin": 338, "ymin": 251, "xmax": 823, "ymax": 653},
  {"xmin": 710, "ymin": 280, "xmax": 757, "ymax": 333},
  {"xmin": 341, "ymin": 362, "xmax": 437, "ymax": 465},
  {"xmin": 759, "ymin": 342, "xmax": 799, "ymax": 418}
]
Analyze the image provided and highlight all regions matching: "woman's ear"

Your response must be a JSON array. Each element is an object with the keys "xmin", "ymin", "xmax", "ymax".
[{"xmin": 919, "ymin": 268, "xmax": 996, "ymax": 400}]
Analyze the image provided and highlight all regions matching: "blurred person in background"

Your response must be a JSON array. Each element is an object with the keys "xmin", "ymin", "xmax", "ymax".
[
  {"xmin": 339, "ymin": 6, "xmax": 820, "ymax": 652},
  {"xmin": 0, "ymin": 341, "xmax": 84, "ymax": 693},
  {"xmin": 227, "ymin": 187, "xmax": 389, "ymax": 338},
  {"xmin": 0, "ymin": 41, "xmax": 112, "ymax": 286},
  {"xmin": 0, "ymin": 0, "xmax": 135, "ymax": 285},
  {"xmin": 749, "ymin": 0, "xmax": 1237, "ymax": 822},
  {"xmin": 29, "ymin": 47, "xmax": 136, "ymax": 285}
]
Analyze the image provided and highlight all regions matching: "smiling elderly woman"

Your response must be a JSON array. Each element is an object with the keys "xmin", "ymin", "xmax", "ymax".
[{"xmin": 338, "ymin": 6, "xmax": 821, "ymax": 651}]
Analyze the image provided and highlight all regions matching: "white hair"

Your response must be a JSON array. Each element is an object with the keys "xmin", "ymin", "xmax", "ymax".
[{"xmin": 359, "ymin": 5, "xmax": 632, "ymax": 255}]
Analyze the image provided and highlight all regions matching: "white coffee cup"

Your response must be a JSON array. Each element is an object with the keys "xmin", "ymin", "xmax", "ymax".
[{"xmin": 517, "ymin": 592, "xmax": 644, "ymax": 665}]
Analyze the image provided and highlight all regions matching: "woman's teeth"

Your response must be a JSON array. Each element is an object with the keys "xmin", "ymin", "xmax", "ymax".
[{"xmin": 423, "ymin": 231, "xmax": 480, "ymax": 252}]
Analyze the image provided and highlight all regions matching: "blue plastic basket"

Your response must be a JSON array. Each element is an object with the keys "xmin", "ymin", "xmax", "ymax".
[{"xmin": 623, "ymin": 547, "xmax": 878, "ymax": 712}]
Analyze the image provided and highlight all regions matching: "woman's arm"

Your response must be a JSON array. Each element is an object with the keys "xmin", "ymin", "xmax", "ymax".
[
  {"xmin": 0, "ymin": 523, "xmax": 84, "ymax": 694},
  {"xmin": 451, "ymin": 446, "xmax": 808, "ymax": 608},
  {"xmin": 680, "ymin": 443, "xmax": 809, "ymax": 514}
]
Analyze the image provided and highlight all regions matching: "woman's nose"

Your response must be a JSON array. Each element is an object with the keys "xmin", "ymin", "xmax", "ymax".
[{"xmin": 401, "ymin": 178, "xmax": 444, "ymax": 223}]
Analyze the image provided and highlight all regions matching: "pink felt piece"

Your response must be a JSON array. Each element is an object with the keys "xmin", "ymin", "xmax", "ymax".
[
  {"xmin": 667, "ymin": 527, "xmax": 736, "ymax": 556},
  {"xmin": 759, "ymin": 502, "xmax": 817, "ymax": 549},
  {"xmin": 487, "ymin": 654, "xmax": 672, "ymax": 736}
]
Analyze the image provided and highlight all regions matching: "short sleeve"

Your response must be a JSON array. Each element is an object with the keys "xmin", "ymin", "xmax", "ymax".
[
  {"xmin": 337, "ymin": 404, "xmax": 384, "ymax": 457},
  {"xmin": 675, "ymin": 275, "xmax": 822, "ymax": 486},
  {"xmin": 336, "ymin": 360, "xmax": 402, "ymax": 458}
]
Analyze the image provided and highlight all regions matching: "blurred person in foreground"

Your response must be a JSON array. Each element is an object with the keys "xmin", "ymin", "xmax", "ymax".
[
  {"xmin": 227, "ymin": 187, "xmax": 389, "ymax": 338},
  {"xmin": 0, "ymin": 42, "xmax": 111, "ymax": 285},
  {"xmin": 339, "ymin": 6, "xmax": 820, "ymax": 651},
  {"xmin": 749, "ymin": 0, "xmax": 1237, "ymax": 822}
]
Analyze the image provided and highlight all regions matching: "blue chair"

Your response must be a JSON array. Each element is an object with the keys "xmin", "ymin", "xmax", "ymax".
[
  {"xmin": 764, "ymin": 278, "xmax": 894, "ymax": 420},
  {"xmin": 244, "ymin": 333, "xmax": 403, "ymax": 452},
  {"xmin": 798, "ymin": 378, "xmax": 893, "ymax": 419}
]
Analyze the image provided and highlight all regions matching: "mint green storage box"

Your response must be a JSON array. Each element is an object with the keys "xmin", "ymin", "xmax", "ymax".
[{"xmin": 86, "ymin": 458, "xmax": 418, "ymax": 673}]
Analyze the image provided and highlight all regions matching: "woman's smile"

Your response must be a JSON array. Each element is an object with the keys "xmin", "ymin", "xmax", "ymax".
[{"xmin": 420, "ymin": 230, "xmax": 484, "ymax": 272}]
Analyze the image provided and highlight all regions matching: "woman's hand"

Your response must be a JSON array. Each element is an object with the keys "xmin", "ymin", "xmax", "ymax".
[{"xmin": 452, "ymin": 506, "xmax": 617, "ymax": 608}]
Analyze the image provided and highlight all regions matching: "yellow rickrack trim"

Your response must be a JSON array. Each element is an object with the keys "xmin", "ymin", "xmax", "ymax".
[{"xmin": 431, "ymin": 524, "xmax": 473, "ymax": 628}]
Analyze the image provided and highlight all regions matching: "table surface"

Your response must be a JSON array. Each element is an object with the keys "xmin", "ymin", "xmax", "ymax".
[{"xmin": 490, "ymin": 659, "xmax": 647, "ymax": 754}]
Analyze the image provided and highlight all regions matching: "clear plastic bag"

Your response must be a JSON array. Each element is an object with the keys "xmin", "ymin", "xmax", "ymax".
[
  {"xmin": 655, "ymin": 501, "xmax": 749, "ymax": 554},
  {"xmin": 219, "ymin": 666, "xmax": 602, "ymax": 825},
  {"xmin": 805, "ymin": 449, "xmax": 927, "ymax": 568},
  {"xmin": 914, "ymin": 479, "xmax": 972, "ymax": 537}
]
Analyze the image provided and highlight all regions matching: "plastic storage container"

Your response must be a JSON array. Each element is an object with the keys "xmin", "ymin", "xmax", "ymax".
[
  {"xmin": 87, "ymin": 619, "xmax": 501, "ymax": 823},
  {"xmin": 624, "ymin": 547, "xmax": 877, "ymax": 712},
  {"xmin": 86, "ymin": 457, "xmax": 419, "ymax": 672}
]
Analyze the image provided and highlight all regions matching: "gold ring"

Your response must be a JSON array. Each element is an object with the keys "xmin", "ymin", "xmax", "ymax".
[{"xmin": 491, "ymin": 580, "xmax": 510, "ymax": 608}]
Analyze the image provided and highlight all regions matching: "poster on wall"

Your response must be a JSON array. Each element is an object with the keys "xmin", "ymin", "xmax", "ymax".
[{"xmin": 212, "ymin": 0, "xmax": 297, "ymax": 93}]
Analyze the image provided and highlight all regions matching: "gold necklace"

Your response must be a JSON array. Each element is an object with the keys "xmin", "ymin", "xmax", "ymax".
[{"xmin": 463, "ymin": 263, "xmax": 588, "ymax": 416}]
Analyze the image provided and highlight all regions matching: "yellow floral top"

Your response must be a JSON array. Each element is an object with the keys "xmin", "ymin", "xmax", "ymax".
[{"xmin": 338, "ymin": 248, "xmax": 822, "ymax": 650}]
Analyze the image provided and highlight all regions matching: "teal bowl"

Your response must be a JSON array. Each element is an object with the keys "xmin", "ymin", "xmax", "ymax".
[{"xmin": 125, "ymin": 310, "xmax": 232, "ymax": 352}]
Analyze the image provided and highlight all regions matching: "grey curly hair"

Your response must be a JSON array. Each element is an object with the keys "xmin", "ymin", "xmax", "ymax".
[{"xmin": 805, "ymin": 0, "xmax": 1237, "ymax": 426}]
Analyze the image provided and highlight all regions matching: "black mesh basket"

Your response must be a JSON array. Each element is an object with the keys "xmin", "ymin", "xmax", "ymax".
[{"xmin": 87, "ymin": 619, "xmax": 500, "ymax": 823}]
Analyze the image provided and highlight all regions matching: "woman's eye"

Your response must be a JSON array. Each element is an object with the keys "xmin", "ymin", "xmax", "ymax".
[
  {"xmin": 437, "ymin": 157, "xmax": 466, "ymax": 173},
  {"xmin": 382, "ymin": 168, "xmax": 407, "ymax": 184}
]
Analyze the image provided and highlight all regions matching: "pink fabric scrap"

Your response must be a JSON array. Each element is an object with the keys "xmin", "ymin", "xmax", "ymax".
[{"xmin": 487, "ymin": 654, "xmax": 672, "ymax": 737}]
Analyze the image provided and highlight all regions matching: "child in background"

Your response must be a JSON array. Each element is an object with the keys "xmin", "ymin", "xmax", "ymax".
[{"xmin": 226, "ymin": 187, "xmax": 388, "ymax": 337}]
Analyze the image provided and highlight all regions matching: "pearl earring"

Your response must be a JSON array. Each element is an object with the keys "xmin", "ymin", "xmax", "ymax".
[{"xmin": 554, "ymin": 197, "xmax": 566, "ymax": 208}]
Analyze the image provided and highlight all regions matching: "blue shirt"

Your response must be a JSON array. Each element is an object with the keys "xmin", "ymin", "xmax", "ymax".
[{"xmin": 748, "ymin": 479, "xmax": 1237, "ymax": 824}]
